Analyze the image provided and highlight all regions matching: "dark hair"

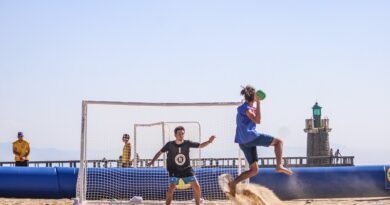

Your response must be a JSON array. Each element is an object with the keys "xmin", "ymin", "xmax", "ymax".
[
  {"xmin": 174, "ymin": 126, "xmax": 185, "ymax": 134},
  {"xmin": 122, "ymin": 134, "xmax": 130, "ymax": 139},
  {"xmin": 240, "ymin": 85, "xmax": 256, "ymax": 102}
]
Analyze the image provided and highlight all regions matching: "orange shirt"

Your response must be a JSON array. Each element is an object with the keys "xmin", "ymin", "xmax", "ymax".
[{"xmin": 13, "ymin": 139, "xmax": 30, "ymax": 161}]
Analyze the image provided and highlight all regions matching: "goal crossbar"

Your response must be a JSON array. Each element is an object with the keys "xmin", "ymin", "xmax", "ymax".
[{"xmin": 83, "ymin": 100, "xmax": 241, "ymax": 107}]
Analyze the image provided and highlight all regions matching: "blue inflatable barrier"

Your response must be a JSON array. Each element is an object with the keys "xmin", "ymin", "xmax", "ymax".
[
  {"xmin": 56, "ymin": 167, "xmax": 78, "ymax": 198},
  {"xmin": 251, "ymin": 166, "xmax": 390, "ymax": 199},
  {"xmin": 0, "ymin": 166, "xmax": 389, "ymax": 199},
  {"xmin": 0, "ymin": 167, "xmax": 78, "ymax": 199},
  {"xmin": 0, "ymin": 167, "xmax": 61, "ymax": 198}
]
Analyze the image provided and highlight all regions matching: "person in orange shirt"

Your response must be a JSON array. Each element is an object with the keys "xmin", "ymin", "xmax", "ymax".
[{"xmin": 13, "ymin": 132, "xmax": 30, "ymax": 167}]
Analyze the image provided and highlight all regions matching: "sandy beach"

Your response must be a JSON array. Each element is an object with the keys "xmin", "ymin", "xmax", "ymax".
[{"xmin": 1, "ymin": 197, "xmax": 390, "ymax": 205}]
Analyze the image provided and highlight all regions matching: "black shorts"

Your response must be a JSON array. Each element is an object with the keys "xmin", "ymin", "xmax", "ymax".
[
  {"xmin": 239, "ymin": 134, "xmax": 274, "ymax": 165},
  {"xmin": 168, "ymin": 168, "xmax": 194, "ymax": 178},
  {"xmin": 15, "ymin": 161, "xmax": 29, "ymax": 167}
]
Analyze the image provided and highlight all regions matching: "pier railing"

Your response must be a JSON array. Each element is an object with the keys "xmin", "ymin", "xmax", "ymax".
[{"xmin": 0, "ymin": 156, "xmax": 354, "ymax": 168}]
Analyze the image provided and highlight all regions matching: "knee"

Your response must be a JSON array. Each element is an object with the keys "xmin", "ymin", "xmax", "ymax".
[
  {"xmin": 249, "ymin": 166, "xmax": 259, "ymax": 176},
  {"xmin": 274, "ymin": 138, "xmax": 283, "ymax": 146},
  {"xmin": 167, "ymin": 184, "xmax": 176, "ymax": 193},
  {"xmin": 192, "ymin": 182, "xmax": 201, "ymax": 191}
]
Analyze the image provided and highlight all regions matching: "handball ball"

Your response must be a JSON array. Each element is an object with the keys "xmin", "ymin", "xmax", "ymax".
[{"xmin": 256, "ymin": 90, "xmax": 266, "ymax": 100}]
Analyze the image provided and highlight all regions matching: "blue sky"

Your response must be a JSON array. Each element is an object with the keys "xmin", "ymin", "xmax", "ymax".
[{"xmin": 0, "ymin": 1, "xmax": 389, "ymax": 164}]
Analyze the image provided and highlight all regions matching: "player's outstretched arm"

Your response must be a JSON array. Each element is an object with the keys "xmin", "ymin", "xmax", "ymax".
[
  {"xmin": 147, "ymin": 151, "xmax": 163, "ymax": 167},
  {"xmin": 199, "ymin": 135, "xmax": 216, "ymax": 148}
]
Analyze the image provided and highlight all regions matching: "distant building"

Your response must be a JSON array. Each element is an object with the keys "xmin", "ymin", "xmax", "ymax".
[{"xmin": 304, "ymin": 102, "xmax": 332, "ymax": 165}]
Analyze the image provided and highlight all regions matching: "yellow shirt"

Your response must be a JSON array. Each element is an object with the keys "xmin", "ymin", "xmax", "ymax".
[
  {"xmin": 13, "ymin": 139, "xmax": 30, "ymax": 161},
  {"xmin": 122, "ymin": 143, "xmax": 131, "ymax": 163}
]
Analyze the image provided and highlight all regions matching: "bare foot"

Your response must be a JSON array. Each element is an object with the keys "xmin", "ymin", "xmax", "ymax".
[
  {"xmin": 228, "ymin": 181, "xmax": 236, "ymax": 197},
  {"xmin": 275, "ymin": 165, "xmax": 293, "ymax": 176}
]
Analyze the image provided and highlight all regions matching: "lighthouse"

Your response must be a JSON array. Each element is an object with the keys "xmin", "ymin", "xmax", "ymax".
[{"xmin": 304, "ymin": 102, "xmax": 332, "ymax": 165}]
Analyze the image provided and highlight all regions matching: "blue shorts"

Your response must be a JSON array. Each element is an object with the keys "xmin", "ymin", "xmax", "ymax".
[
  {"xmin": 239, "ymin": 133, "xmax": 274, "ymax": 165},
  {"xmin": 169, "ymin": 176, "xmax": 197, "ymax": 185}
]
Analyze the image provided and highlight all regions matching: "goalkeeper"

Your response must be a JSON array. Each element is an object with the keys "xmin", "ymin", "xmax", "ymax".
[{"xmin": 147, "ymin": 126, "xmax": 216, "ymax": 205}]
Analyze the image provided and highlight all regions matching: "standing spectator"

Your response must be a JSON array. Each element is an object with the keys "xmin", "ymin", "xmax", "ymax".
[
  {"xmin": 121, "ymin": 134, "xmax": 132, "ymax": 168},
  {"xmin": 335, "ymin": 149, "xmax": 342, "ymax": 163},
  {"xmin": 329, "ymin": 148, "xmax": 334, "ymax": 164},
  {"xmin": 13, "ymin": 132, "xmax": 30, "ymax": 167},
  {"xmin": 134, "ymin": 153, "xmax": 140, "ymax": 167},
  {"xmin": 118, "ymin": 155, "xmax": 123, "ymax": 168}
]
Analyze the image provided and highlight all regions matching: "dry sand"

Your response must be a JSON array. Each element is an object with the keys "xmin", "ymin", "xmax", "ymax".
[
  {"xmin": 212, "ymin": 173, "xmax": 390, "ymax": 205},
  {"xmin": 1, "ymin": 198, "xmax": 390, "ymax": 205},
  {"xmin": 0, "ymin": 198, "xmax": 71, "ymax": 205}
]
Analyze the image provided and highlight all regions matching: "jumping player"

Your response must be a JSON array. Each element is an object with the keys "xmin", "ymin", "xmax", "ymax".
[
  {"xmin": 229, "ymin": 85, "xmax": 293, "ymax": 196},
  {"xmin": 147, "ymin": 126, "xmax": 216, "ymax": 205}
]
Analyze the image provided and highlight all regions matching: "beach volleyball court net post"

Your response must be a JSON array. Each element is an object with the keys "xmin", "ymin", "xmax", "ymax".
[{"xmin": 76, "ymin": 101, "xmax": 243, "ymax": 204}]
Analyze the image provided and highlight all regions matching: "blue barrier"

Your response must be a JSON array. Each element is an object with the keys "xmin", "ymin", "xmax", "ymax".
[
  {"xmin": 0, "ymin": 166, "xmax": 389, "ymax": 199},
  {"xmin": 251, "ymin": 166, "xmax": 390, "ymax": 199},
  {"xmin": 0, "ymin": 167, "xmax": 61, "ymax": 198},
  {"xmin": 56, "ymin": 167, "xmax": 78, "ymax": 198}
]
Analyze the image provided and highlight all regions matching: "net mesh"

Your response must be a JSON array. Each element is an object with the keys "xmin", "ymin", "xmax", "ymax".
[{"xmin": 76, "ymin": 102, "xmax": 242, "ymax": 204}]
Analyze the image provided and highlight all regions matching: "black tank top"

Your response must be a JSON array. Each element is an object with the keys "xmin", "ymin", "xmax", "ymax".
[{"xmin": 160, "ymin": 140, "xmax": 200, "ymax": 177}]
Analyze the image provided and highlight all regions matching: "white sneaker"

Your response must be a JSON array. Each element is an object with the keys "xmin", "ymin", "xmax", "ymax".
[
  {"xmin": 130, "ymin": 196, "xmax": 143, "ymax": 204},
  {"xmin": 191, "ymin": 197, "xmax": 205, "ymax": 203}
]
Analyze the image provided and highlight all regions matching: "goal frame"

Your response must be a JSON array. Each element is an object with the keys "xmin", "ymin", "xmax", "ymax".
[{"xmin": 78, "ymin": 100, "xmax": 241, "ymax": 204}]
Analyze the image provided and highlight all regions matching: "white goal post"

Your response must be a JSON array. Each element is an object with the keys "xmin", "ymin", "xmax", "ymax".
[{"xmin": 76, "ymin": 100, "xmax": 244, "ymax": 204}]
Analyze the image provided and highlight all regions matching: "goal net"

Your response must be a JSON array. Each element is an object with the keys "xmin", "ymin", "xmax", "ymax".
[{"xmin": 76, "ymin": 101, "xmax": 244, "ymax": 204}]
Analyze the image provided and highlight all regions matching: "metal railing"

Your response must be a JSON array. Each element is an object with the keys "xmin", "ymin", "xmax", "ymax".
[{"xmin": 0, "ymin": 156, "xmax": 354, "ymax": 168}]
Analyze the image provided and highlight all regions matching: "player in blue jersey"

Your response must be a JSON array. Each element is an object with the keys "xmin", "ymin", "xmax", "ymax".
[{"xmin": 229, "ymin": 85, "xmax": 293, "ymax": 196}]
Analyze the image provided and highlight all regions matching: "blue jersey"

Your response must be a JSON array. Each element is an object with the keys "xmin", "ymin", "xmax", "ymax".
[{"xmin": 234, "ymin": 102, "xmax": 260, "ymax": 144}]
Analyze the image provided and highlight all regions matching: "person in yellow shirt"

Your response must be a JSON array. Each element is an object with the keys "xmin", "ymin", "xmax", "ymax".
[
  {"xmin": 13, "ymin": 132, "xmax": 30, "ymax": 167},
  {"xmin": 121, "ymin": 133, "xmax": 132, "ymax": 168}
]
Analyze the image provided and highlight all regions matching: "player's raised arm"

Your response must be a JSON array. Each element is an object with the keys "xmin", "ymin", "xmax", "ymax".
[
  {"xmin": 147, "ymin": 151, "xmax": 163, "ymax": 167},
  {"xmin": 199, "ymin": 135, "xmax": 216, "ymax": 148},
  {"xmin": 246, "ymin": 95, "xmax": 261, "ymax": 124},
  {"xmin": 148, "ymin": 142, "xmax": 169, "ymax": 167}
]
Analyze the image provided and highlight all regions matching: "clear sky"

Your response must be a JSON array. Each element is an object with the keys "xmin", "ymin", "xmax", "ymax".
[{"xmin": 0, "ymin": 1, "xmax": 389, "ymax": 164}]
